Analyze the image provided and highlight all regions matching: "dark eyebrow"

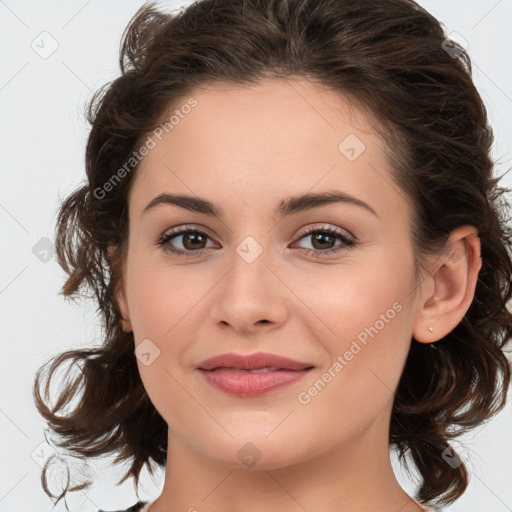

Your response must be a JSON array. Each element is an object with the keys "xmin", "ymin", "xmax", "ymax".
[{"xmin": 141, "ymin": 190, "xmax": 379, "ymax": 219}]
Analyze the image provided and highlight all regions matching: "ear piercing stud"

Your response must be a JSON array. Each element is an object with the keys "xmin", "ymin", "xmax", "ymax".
[{"xmin": 427, "ymin": 297, "xmax": 438, "ymax": 333}]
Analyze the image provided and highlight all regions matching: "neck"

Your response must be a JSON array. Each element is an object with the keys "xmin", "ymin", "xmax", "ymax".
[{"xmin": 149, "ymin": 404, "xmax": 426, "ymax": 512}]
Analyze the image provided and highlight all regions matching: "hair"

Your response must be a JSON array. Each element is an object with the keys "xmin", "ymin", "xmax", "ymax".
[{"xmin": 33, "ymin": 0, "xmax": 512, "ymax": 509}]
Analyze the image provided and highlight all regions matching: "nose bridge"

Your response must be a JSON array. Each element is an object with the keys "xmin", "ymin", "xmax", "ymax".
[
  {"xmin": 227, "ymin": 234, "xmax": 273, "ymax": 300},
  {"xmin": 209, "ymin": 234, "xmax": 288, "ymax": 330}
]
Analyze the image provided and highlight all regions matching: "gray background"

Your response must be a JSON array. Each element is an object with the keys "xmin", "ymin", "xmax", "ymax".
[{"xmin": 1, "ymin": 1, "xmax": 511, "ymax": 510}]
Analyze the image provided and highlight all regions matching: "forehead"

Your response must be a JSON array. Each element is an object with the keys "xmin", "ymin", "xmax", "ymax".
[{"xmin": 128, "ymin": 77, "xmax": 407, "ymax": 223}]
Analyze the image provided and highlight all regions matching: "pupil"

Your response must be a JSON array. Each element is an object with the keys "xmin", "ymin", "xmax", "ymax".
[
  {"xmin": 184, "ymin": 233, "xmax": 204, "ymax": 249},
  {"xmin": 313, "ymin": 233, "xmax": 333, "ymax": 249}
]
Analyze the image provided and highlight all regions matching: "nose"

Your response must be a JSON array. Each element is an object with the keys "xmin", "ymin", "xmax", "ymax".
[{"xmin": 209, "ymin": 246, "xmax": 289, "ymax": 335}]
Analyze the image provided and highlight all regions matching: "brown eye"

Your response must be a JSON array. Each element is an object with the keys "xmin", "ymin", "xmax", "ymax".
[
  {"xmin": 293, "ymin": 226, "xmax": 356, "ymax": 256},
  {"xmin": 181, "ymin": 232, "xmax": 208, "ymax": 250},
  {"xmin": 156, "ymin": 228, "xmax": 217, "ymax": 256},
  {"xmin": 155, "ymin": 225, "xmax": 356, "ymax": 258}
]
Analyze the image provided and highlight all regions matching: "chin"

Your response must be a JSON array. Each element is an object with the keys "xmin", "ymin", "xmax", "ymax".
[{"xmin": 195, "ymin": 432, "xmax": 311, "ymax": 471}]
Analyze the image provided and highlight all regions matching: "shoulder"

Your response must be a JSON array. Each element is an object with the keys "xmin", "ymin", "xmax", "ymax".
[{"xmin": 98, "ymin": 501, "xmax": 147, "ymax": 512}]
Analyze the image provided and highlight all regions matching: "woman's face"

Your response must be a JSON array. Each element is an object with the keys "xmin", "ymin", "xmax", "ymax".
[{"xmin": 116, "ymin": 77, "xmax": 428, "ymax": 469}]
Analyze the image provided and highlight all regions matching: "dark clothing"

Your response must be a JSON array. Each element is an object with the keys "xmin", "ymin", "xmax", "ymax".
[
  {"xmin": 98, "ymin": 502, "xmax": 147, "ymax": 512},
  {"xmin": 100, "ymin": 500, "xmax": 443, "ymax": 511}
]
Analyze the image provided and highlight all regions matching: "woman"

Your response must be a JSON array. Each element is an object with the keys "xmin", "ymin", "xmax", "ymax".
[{"xmin": 33, "ymin": 0, "xmax": 512, "ymax": 511}]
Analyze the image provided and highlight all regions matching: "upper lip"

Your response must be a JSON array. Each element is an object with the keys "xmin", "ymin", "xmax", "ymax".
[{"xmin": 197, "ymin": 352, "xmax": 314, "ymax": 371}]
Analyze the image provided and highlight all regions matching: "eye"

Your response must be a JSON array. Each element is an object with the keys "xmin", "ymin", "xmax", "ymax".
[
  {"xmin": 291, "ymin": 225, "xmax": 356, "ymax": 257},
  {"xmin": 155, "ymin": 226, "xmax": 217, "ymax": 257},
  {"xmin": 155, "ymin": 224, "xmax": 357, "ymax": 257}
]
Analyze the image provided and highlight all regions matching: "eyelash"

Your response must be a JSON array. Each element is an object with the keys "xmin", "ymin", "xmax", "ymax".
[{"xmin": 155, "ymin": 225, "xmax": 356, "ymax": 258}]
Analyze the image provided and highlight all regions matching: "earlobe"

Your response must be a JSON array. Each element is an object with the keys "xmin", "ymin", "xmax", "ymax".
[
  {"xmin": 116, "ymin": 286, "xmax": 133, "ymax": 333},
  {"xmin": 413, "ymin": 225, "xmax": 481, "ymax": 344},
  {"xmin": 116, "ymin": 290, "xmax": 133, "ymax": 332},
  {"xmin": 108, "ymin": 244, "xmax": 133, "ymax": 333}
]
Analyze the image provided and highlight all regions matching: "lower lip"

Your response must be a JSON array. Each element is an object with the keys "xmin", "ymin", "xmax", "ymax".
[{"xmin": 198, "ymin": 368, "xmax": 312, "ymax": 397}]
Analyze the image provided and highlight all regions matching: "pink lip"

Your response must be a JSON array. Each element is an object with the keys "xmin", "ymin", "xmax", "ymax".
[
  {"xmin": 197, "ymin": 352, "xmax": 314, "ymax": 397},
  {"xmin": 197, "ymin": 351, "xmax": 313, "ymax": 371}
]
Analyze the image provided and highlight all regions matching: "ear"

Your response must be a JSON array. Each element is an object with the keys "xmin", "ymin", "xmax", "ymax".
[
  {"xmin": 107, "ymin": 245, "xmax": 133, "ymax": 333},
  {"xmin": 412, "ymin": 225, "xmax": 482, "ymax": 343}
]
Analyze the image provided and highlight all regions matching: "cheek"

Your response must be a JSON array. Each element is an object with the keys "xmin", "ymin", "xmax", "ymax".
[
  {"xmin": 292, "ymin": 279, "xmax": 413, "ymax": 441},
  {"xmin": 126, "ymin": 263, "xmax": 202, "ymax": 419},
  {"xmin": 126, "ymin": 260, "xmax": 201, "ymax": 339},
  {"xmin": 291, "ymin": 252, "xmax": 413, "ymax": 342},
  {"xmin": 290, "ymin": 251, "xmax": 415, "ymax": 394}
]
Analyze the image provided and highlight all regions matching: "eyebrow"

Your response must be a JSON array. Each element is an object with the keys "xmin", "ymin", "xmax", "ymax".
[{"xmin": 141, "ymin": 190, "xmax": 379, "ymax": 219}]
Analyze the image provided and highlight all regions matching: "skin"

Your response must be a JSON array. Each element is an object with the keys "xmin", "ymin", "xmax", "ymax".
[{"xmin": 113, "ymin": 77, "xmax": 481, "ymax": 512}]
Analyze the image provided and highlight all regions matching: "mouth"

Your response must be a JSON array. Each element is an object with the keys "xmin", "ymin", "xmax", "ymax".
[
  {"xmin": 196, "ymin": 352, "xmax": 315, "ymax": 397},
  {"xmin": 197, "ymin": 351, "xmax": 314, "ymax": 372}
]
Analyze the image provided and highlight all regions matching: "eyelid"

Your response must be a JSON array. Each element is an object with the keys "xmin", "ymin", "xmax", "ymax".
[
  {"xmin": 155, "ymin": 222, "xmax": 214, "ymax": 240},
  {"xmin": 295, "ymin": 223, "xmax": 355, "ymax": 242},
  {"xmin": 157, "ymin": 223, "xmax": 354, "ymax": 241}
]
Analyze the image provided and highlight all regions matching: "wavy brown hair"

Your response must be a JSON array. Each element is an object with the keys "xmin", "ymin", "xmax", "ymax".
[{"xmin": 33, "ymin": 0, "xmax": 512, "ymax": 509}]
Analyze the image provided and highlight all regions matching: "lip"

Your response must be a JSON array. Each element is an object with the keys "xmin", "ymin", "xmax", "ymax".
[
  {"xmin": 197, "ymin": 351, "xmax": 313, "ymax": 371},
  {"xmin": 197, "ymin": 352, "xmax": 314, "ymax": 397}
]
